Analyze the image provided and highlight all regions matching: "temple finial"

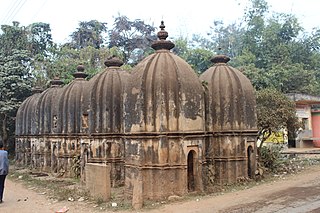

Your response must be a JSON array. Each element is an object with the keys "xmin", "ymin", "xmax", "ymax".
[{"xmin": 151, "ymin": 21, "xmax": 175, "ymax": 50}]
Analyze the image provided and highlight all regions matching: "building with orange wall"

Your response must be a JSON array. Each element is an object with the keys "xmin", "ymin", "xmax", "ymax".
[{"xmin": 287, "ymin": 93, "xmax": 320, "ymax": 148}]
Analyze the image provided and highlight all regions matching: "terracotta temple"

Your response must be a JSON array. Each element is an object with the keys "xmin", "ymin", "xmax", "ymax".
[{"xmin": 15, "ymin": 21, "xmax": 258, "ymax": 206}]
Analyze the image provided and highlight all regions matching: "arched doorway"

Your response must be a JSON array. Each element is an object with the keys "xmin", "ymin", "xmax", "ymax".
[
  {"xmin": 187, "ymin": 150, "xmax": 196, "ymax": 191},
  {"xmin": 247, "ymin": 146, "xmax": 254, "ymax": 178}
]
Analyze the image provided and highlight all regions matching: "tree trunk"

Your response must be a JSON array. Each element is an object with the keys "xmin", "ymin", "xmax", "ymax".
[{"xmin": 257, "ymin": 128, "xmax": 272, "ymax": 158}]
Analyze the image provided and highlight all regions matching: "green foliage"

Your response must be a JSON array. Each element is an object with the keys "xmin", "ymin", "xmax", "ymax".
[
  {"xmin": 108, "ymin": 15, "xmax": 156, "ymax": 64},
  {"xmin": 242, "ymin": 0, "xmax": 268, "ymax": 59},
  {"xmin": 27, "ymin": 22, "xmax": 55, "ymax": 88},
  {"xmin": 0, "ymin": 49, "xmax": 33, "ymax": 147},
  {"xmin": 252, "ymin": 13, "xmax": 302, "ymax": 69},
  {"xmin": 70, "ymin": 20, "xmax": 108, "ymax": 49},
  {"xmin": 267, "ymin": 64, "xmax": 317, "ymax": 93},
  {"xmin": 206, "ymin": 21, "xmax": 244, "ymax": 58},
  {"xmin": 241, "ymin": 66, "xmax": 269, "ymax": 90},
  {"xmin": 256, "ymin": 88, "xmax": 297, "ymax": 130},
  {"xmin": 256, "ymin": 88, "xmax": 301, "ymax": 147},
  {"xmin": 0, "ymin": 22, "xmax": 29, "ymax": 54},
  {"xmin": 173, "ymin": 36, "xmax": 214, "ymax": 74},
  {"xmin": 259, "ymin": 145, "xmax": 283, "ymax": 172},
  {"xmin": 27, "ymin": 22, "xmax": 54, "ymax": 56},
  {"xmin": 0, "ymin": 22, "xmax": 35, "ymax": 148},
  {"xmin": 186, "ymin": 48, "xmax": 213, "ymax": 74},
  {"xmin": 172, "ymin": 37, "xmax": 189, "ymax": 56},
  {"xmin": 47, "ymin": 45, "xmax": 124, "ymax": 84}
]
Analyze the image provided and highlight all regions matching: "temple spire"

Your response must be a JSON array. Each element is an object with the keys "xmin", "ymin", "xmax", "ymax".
[{"xmin": 151, "ymin": 21, "xmax": 175, "ymax": 51}]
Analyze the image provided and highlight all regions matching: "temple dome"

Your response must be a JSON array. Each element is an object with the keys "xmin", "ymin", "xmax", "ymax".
[
  {"xmin": 124, "ymin": 21, "xmax": 205, "ymax": 133},
  {"xmin": 199, "ymin": 55, "xmax": 257, "ymax": 131},
  {"xmin": 37, "ymin": 77, "xmax": 64, "ymax": 134},
  {"xmin": 16, "ymin": 87, "xmax": 42, "ymax": 136},
  {"xmin": 88, "ymin": 56, "xmax": 129, "ymax": 134},
  {"xmin": 57, "ymin": 65, "xmax": 89, "ymax": 134}
]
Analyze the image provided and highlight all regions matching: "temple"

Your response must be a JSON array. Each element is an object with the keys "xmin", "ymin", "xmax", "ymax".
[{"xmin": 15, "ymin": 21, "xmax": 258, "ymax": 207}]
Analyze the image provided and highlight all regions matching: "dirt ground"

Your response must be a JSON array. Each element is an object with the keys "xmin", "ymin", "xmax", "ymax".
[
  {"xmin": 1, "ymin": 164, "xmax": 320, "ymax": 213},
  {"xmin": 148, "ymin": 165, "xmax": 320, "ymax": 213}
]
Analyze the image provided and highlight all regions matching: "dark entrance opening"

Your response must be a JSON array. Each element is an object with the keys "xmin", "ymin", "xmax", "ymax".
[
  {"xmin": 187, "ymin": 150, "xmax": 196, "ymax": 191},
  {"xmin": 247, "ymin": 146, "xmax": 254, "ymax": 178}
]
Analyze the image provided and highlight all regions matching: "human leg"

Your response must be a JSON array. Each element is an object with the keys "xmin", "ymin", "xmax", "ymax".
[{"xmin": 0, "ymin": 175, "xmax": 6, "ymax": 202}]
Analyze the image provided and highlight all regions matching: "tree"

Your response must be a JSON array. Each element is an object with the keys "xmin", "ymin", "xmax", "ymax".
[
  {"xmin": 173, "ymin": 36, "xmax": 213, "ymax": 74},
  {"xmin": 206, "ymin": 20, "xmax": 244, "ymax": 58},
  {"xmin": 267, "ymin": 64, "xmax": 317, "ymax": 94},
  {"xmin": 27, "ymin": 22, "xmax": 54, "ymax": 56},
  {"xmin": 255, "ymin": 13, "xmax": 302, "ymax": 69},
  {"xmin": 47, "ymin": 45, "xmax": 124, "ymax": 84},
  {"xmin": 219, "ymin": 0, "xmax": 320, "ymax": 95},
  {"xmin": 70, "ymin": 20, "xmax": 108, "ymax": 49},
  {"xmin": 108, "ymin": 15, "xmax": 156, "ymax": 64},
  {"xmin": 0, "ymin": 22, "xmax": 29, "ymax": 54},
  {"xmin": 0, "ymin": 22, "xmax": 45, "ymax": 148},
  {"xmin": 242, "ymin": 0, "xmax": 269, "ymax": 61},
  {"xmin": 256, "ymin": 88, "xmax": 300, "ymax": 150},
  {"xmin": 26, "ymin": 22, "xmax": 55, "ymax": 88},
  {"xmin": 240, "ymin": 64, "xmax": 271, "ymax": 91},
  {"xmin": 0, "ymin": 50, "xmax": 33, "ymax": 148}
]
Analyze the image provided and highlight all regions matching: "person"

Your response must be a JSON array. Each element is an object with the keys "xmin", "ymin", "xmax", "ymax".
[{"xmin": 0, "ymin": 142, "xmax": 9, "ymax": 203}]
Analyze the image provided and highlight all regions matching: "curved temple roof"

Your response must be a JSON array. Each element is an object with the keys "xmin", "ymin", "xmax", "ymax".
[
  {"xmin": 124, "ymin": 21, "xmax": 205, "ymax": 133},
  {"xmin": 200, "ymin": 55, "xmax": 257, "ymax": 131},
  {"xmin": 89, "ymin": 56, "xmax": 129, "ymax": 134}
]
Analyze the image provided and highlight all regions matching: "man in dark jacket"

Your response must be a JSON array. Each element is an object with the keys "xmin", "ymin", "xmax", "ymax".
[{"xmin": 0, "ymin": 142, "xmax": 9, "ymax": 203}]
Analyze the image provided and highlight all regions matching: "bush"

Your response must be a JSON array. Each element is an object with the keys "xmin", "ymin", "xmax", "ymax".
[{"xmin": 259, "ymin": 145, "xmax": 283, "ymax": 172}]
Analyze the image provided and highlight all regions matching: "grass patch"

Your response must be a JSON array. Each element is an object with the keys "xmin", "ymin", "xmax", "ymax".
[
  {"xmin": 9, "ymin": 166, "xmax": 90, "ymax": 202},
  {"xmin": 9, "ymin": 164, "xmax": 133, "ymax": 211}
]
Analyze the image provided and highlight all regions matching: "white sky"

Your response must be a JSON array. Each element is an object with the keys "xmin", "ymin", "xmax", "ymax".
[{"xmin": 0, "ymin": 0, "xmax": 319, "ymax": 44}]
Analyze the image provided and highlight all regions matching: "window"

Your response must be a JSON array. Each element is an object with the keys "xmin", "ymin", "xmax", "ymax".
[
  {"xmin": 82, "ymin": 113, "xmax": 88, "ymax": 128},
  {"xmin": 302, "ymin": 118, "xmax": 309, "ymax": 130},
  {"xmin": 53, "ymin": 115, "xmax": 58, "ymax": 128}
]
